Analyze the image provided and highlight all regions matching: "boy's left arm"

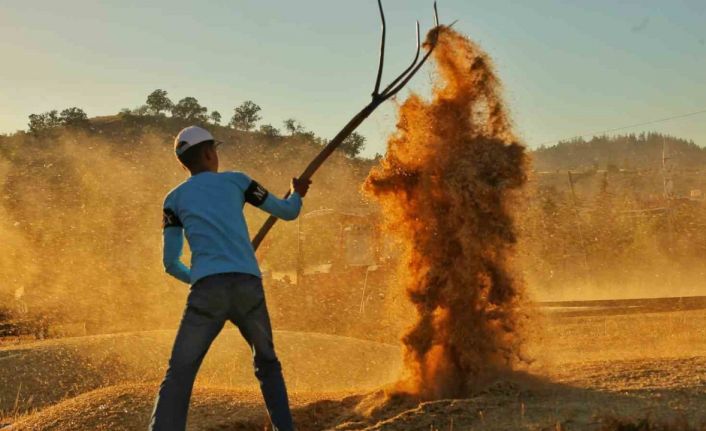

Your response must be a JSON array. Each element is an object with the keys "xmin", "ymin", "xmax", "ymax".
[{"xmin": 162, "ymin": 208, "xmax": 191, "ymax": 284}]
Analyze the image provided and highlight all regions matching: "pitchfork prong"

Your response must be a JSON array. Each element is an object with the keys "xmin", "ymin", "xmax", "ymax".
[
  {"xmin": 434, "ymin": 1, "xmax": 439, "ymax": 27},
  {"xmin": 383, "ymin": 47, "xmax": 435, "ymax": 100},
  {"xmin": 379, "ymin": 21, "xmax": 421, "ymax": 98},
  {"xmin": 251, "ymin": 1, "xmax": 448, "ymax": 250},
  {"xmin": 373, "ymin": 0, "xmax": 386, "ymax": 97},
  {"xmin": 380, "ymin": 2, "xmax": 442, "ymax": 101},
  {"xmin": 374, "ymin": 1, "xmax": 442, "ymax": 102}
]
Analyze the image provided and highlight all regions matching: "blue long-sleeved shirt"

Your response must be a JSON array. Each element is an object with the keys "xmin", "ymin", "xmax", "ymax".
[{"xmin": 162, "ymin": 171, "xmax": 302, "ymax": 284}]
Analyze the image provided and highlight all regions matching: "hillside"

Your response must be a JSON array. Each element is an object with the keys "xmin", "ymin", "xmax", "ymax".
[{"xmin": 2, "ymin": 116, "xmax": 706, "ymax": 337}]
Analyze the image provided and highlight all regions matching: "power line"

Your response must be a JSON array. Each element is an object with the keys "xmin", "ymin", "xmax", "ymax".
[{"xmin": 536, "ymin": 108, "xmax": 706, "ymax": 146}]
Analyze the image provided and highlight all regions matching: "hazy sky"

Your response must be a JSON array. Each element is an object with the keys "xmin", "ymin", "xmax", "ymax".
[{"xmin": 1, "ymin": 0, "xmax": 705, "ymax": 156}]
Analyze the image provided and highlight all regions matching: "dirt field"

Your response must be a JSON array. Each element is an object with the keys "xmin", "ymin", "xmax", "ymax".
[{"xmin": 2, "ymin": 306, "xmax": 706, "ymax": 430}]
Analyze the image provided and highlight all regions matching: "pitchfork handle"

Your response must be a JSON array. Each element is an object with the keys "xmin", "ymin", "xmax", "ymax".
[
  {"xmin": 251, "ymin": 0, "xmax": 443, "ymax": 250},
  {"xmin": 251, "ymin": 104, "xmax": 379, "ymax": 250}
]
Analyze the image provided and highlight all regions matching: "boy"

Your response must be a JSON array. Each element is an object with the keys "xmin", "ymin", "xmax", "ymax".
[{"xmin": 149, "ymin": 126, "xmax": 309, "ymax": 431}]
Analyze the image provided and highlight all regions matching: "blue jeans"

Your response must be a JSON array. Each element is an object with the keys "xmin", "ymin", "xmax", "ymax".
[{"xmin": 149, "ymin": 273, "xmax": 293, "ymax": 431}]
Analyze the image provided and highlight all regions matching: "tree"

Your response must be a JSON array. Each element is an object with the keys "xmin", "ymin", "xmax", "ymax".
[
  {"xmin": 259, "ymin": 124, "xmax": 281, "ymax": 138},
  {"xmin": 229, "ymin": 101, "xmax": 261, "ymax": 131},
  {"xmin": 27, "ymin": 110, "xmax": 61, "ymax": 135},
  {"xmin": 340, "ymin": 131, "xmax": 366, "ymax": 158},
  {"xmin": 145, "ymin": 89, "xmax": 173, "ymax": 115},
  {"xmin": 59, "ymin": 107, "xmax": 90, "ymax": 129},
  {"xmin": 171, "ymin": 97, "xmax": 208, "ymax": 122},
  {"xmin": 282, "ymin": 118, "xmax": 319, "ymax": 143},
  {"xmin": 210, "ymin": 111, "xmax": 222, "ymax": 125},
  {"xmin": 27, "ymin": 107, "xmax": 90, "ymax": 135},
  {"xmin": 132, "ymin": 105, "xmax": 150, "ymax": 116},
  {"xmin": 283, "ymin": 118, "xmax": 305, "ymax": 135}
]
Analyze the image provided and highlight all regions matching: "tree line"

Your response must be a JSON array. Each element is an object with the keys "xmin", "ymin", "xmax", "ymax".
[
  {"xmin": 25, "ymin": 89, "xmax": 367, "ymax": 158},
  {"xmin": 532, "ymin": 132, "xmax": 706, "ymax": 171}
]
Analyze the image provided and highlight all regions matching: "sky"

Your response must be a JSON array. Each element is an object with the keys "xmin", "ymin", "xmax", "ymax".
[{"xmin": 1, "ymin": 0, "xmax": 705, "ymax": 157}]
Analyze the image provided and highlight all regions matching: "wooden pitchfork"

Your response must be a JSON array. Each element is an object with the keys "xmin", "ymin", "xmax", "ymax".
[{"xmin": 251, "ymin": 0, "xmax": 444, "ymax": 250}]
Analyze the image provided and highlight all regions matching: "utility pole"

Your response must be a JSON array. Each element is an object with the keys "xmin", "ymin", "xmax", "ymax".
[
  {"xmin": 296, "ymin": 216, "xmax": 304, "ymax": 287},
  {"xmin": 568, "ymin": 171, "xmax": 595, "ymax": 290},
  {"xmin": 662, "ymin": 136, "xmax": 675, "ymax": 252},
  {"xmin": 661, "ymin": 137, "xmax": 676, "ymax": 299},
  {"xmin": 662, "ymin": 137, "xmax": 674, "ymax": 200}
]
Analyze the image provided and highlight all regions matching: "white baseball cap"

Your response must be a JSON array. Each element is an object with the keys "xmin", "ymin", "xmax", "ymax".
[{"xmin": 174, "ymin": 126, "xmax": 220, "ymax": 156}]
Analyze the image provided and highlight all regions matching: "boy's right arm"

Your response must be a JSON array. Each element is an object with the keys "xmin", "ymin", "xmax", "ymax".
[{"xmin": 236, "ymin": 174, "xmax": 310, "ymax": 221}]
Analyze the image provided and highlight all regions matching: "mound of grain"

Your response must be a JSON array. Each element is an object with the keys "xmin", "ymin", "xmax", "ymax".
[{"xmin": 0, "ymin": 330, "xmax": 400, "ymax": 415}]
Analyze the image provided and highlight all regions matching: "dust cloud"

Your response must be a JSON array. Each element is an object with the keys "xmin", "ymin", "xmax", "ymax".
[
  {"xmin": 365, "ymin": 28, "xmax": 529, "ymax": 399},
  {"xmin": 0, "ymin": 125, "xmax": 387, "ymax": 416},
  {"xmin": 0, "ymin": 127, "xmax": 369, "ymax": 336},
  {"xmin": 0, "ymin": 131, "xmax": 186, "ymax": 334}
]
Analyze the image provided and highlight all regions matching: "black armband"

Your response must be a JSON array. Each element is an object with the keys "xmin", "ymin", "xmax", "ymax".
[
  {"xmin": 244, "ymin": 180, "xmax": 269, "ymax": 207},
  {"xmin": 162, "ymin": 208, "xmax": 183, "ymax": 228}
]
